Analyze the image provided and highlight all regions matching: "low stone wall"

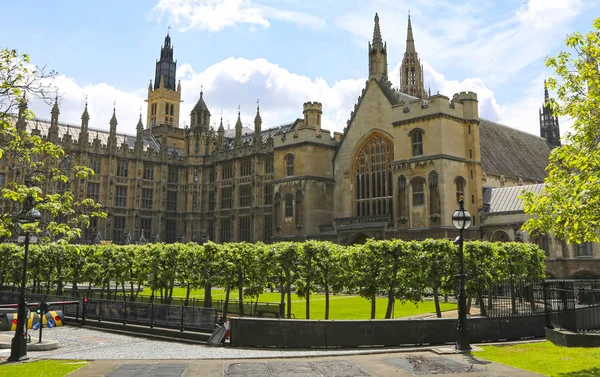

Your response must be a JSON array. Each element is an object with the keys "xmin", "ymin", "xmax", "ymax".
[
  {"xmin": 546, "ymin": 328, "xmax": 600, "ymax": 347},
  {"xmin": 230, "ymin": 315, "xmax": 545, "ymax": 348}
]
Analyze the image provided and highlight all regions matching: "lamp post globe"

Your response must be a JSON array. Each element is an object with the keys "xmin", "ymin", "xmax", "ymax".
[
  {"xmin": 452, "ymin": 196, "xmax": 471, "ymax": 351},
  {"xmin": 8, "ymin": 205, "xmax": 41, "ymax": 362}
]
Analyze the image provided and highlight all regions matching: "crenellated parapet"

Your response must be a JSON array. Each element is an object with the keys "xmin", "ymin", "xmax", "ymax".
[{"xmin": 391, "ymin": 92, "xmax": 479, "ymax": 126}]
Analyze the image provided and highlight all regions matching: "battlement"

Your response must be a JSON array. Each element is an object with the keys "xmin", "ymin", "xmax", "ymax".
[
  {"xmin": 391, "ymin": 91, "xmax": 479, "ymax": 125},
  {"xmin": 303, "ymin": 102, "xmax": 323, "ymax": 111}
]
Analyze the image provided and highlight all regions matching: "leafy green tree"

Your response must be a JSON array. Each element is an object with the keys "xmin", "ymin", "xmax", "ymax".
[
  {"xmin": 420, "ymin": 239, "xmax": 456, "ymax": 318},
  {"xmin": 522, "ymin": 18, "xmax": 600, "ymax": 243},
  {"xmin": 198, "ymin": 242, "xmax": 226, "ymax": 309},
  {"xmin": 266, "ymin": 242, "xmax": 300, "ymax": 318},
  {"xmin": 0, "ymin": 48, "xmax": 105, "ymax": 242},
  {"xmin": 311, "ymin": 241, "xmax": 344, "ymax": 319},
  {"xmin": 350, "ymin": 240, "xmax": 387, "ymax": 319}
]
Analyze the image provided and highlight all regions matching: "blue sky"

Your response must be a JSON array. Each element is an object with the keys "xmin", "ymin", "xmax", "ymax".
[{"xmin": 3, "ymin": 0, "xmax": 598, "ymax": 137}]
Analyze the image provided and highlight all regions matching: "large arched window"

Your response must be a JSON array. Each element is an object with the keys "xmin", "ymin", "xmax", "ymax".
[
  {"xmin": 354, "ymin": 134, "xmax": 393, "ymax": 217},
  {"xmin": 285, "ymin": 154, "xmax": 295, "ymax": 176}
]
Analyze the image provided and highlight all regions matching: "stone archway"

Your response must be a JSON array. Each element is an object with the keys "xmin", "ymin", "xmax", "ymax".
[{"xmin": 491, "ymin": 230, "xmax": 510, "ymax": 242}]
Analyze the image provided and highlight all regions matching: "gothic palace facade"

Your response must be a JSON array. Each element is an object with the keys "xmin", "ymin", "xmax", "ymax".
[{"xmin": 12, "ymin": 14, "xmax": 578, "ymax": 260}]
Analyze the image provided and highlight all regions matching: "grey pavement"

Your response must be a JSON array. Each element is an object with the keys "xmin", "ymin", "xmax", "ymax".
[{"xmin": 0, "ymin": 327, "xmax": 546, "ymax": 376}]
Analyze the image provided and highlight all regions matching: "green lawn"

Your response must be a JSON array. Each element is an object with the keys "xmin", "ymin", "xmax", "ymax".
[
  {"xmin": 0, "ymin": 360, "xmax": 87, "ymax": 377},
  {"xmin": 141, "ymin": 287, "xmax": 457, "ymax": 319},
  {"xmin": 478, "ymin": 341, "xmax": 600, "ymax": 377}
]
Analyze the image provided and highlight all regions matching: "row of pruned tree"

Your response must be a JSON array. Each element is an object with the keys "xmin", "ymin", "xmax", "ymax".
[{"xmin": 0, "ymin": 239, "xmax": 546, "ymax": 319}]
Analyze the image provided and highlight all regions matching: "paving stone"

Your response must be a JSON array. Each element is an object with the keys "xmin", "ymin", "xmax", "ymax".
[
  {"xmin": 224, "ymin": 362, "xmax": 270, "ymax": 377},
  {"xmin": 386, "ymin": 355, "xmax": 482, "ymax": 375},
  {"xmin": 107, "ymin": 363, "xmax": 188, "ymax": 377},
  {"xmin": 223, "ymin": 360, "xmax": 373, "ymax": 377}
]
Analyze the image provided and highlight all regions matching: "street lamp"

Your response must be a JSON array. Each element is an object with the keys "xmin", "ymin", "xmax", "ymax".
[
  {"xmin": 8, "ymin": 206, "xmax": 41, "ymax": 362},
  {"xmin": 452, "ymin": 195, "xmax": 472, "ymax": 351}
]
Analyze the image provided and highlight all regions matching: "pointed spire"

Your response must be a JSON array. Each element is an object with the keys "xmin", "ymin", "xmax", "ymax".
[
  {"xmin": 544, "ymin": 79, "xmax": 549, "ymax": 101},
  {"xmin": 254, "ymin": 99, "xmax": 262, "ymax": 124},
  {"xmin": 372, "ymin": 13, "xmax": 384, "ymax": 51},
  {"xmin": 51, "ymin": 95, "xmax": 59, "ymax": 116},
  {"xmin": 110, "ymin": 104, "xmax": 118, "ymax": 132},
  {"xmin": 406, "ymin": 13, "xmax": 416, "ymax": 53},
  {"xmin": 81, "ymin": 99, "xmax": 90, "ymax": 123},
  {"xmin": 137, "ymin": 111, "xmax": 144, "ymax": 132},
  {"xmin": 218, "ymin": 113, "xmax": 224, "ymax": 132}
]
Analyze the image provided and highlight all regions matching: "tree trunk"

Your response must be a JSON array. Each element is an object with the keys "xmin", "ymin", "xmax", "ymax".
[
  {"xmin": 385, "ymin": 287, "xmax": 395, "ymax": 319},
  {"xmin": 134, "ymin": 282, "xmax": 142, "ymax": 301},
  {"xmin": 511, "ymin": 282, "xmax": 517, "ymax": 315},
  {"xmin": 370, "ymin": 293, "xmax": 376, "ymax": 319},
  {"xmin": 478, "ymin": 290, "xmax": 487, "ymax": 316},
  {"xmin": 185, "ymin": 283, "xmax": 191, "ymax": 307},
  {"xmin": 487, "ymin": 288, "xmax": 494, "ymax": 314},
  {"xmin": 324, "ymin": 284, "xmax": 330, "ymax": 320},
  {"xmin": 238, "ymin": 273, "xmax": 244, "ymax": 316},
  {"xmin": 149, "ymin": 288, "xmax": 155, "ymax": 304},
  {"xmin": 56, "ymin": 260, "xmax": 63, "ymax": 295},
  {"xmin": 204, "ymin": 283, "xmax": 213, "ymax": 308},
  {"xmin": 279, "ymin": 280, "xmax": 285, "ymax": 318},
  {"xmin": 223, "ymin": 285, "xmax": 231, "ymax": 321},
  {"xmin": 305, "ymin": 269, "xmax": 311, "ymax": 320},
  {"xmin": 433, "ymin": 283, "xmax": 442, "ymax": 318},
  {"xmin": 529, "ymin": 284, "xmax": 536, "ymax": 312},
  {"xmin": 286, "ymin": 282, "xmax": 292, "ymax": 319}
]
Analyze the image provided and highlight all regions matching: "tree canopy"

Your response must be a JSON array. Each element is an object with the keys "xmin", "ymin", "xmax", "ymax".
[
  {"xmin": 0, "ymin": 48, "xmax": 105, "ymax": 241},
  {"xmin": 522, "ymin": 18, "xmax": 600, "ymax": 244}
]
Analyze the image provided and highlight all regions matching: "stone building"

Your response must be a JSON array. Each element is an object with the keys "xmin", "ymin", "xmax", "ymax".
[{"xmin": 6, "ymin": 14, "xmax": 598, "ymax": 276}]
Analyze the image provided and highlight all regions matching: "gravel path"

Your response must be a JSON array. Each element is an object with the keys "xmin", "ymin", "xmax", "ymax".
[{"xmin": 0, "ymin": 327, "xmax": 419, "ymax": 360}]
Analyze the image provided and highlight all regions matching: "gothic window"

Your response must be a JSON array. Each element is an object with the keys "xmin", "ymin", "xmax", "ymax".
[
  {"xmin": 429, "ymin": 171, "xmax": 440, "ymax": 217},
  {"xmin": 117, "ymin": 160, "xmax": 128, "ymax": 177},
  {"xmin": 411, "ymin": 178, "xmax": 425, "ymax": 206},
  {"xmin": 165, "ymin": 219, "xmax": 177, "ymax": 243},
  {"xmin": 536, "ymin": 235, "xmax": 550, "ymax": 256},
  {"xmin": 113, "ymin": 216, "xmax": 125, "ymax": 243},
  {"xmin": 84, "ymin": 217, "xmax": 98, "ymax": 243},
  {"xmin": 87, "ymin": 182, "xmax": 100, "ymax": 202},
  {"xmin": 115, "ymin": 185, "xmax": 127, "ymax": 207},
  {"xmin": 240, "ymin": 185, "xmax": 252, "ymax": 207},
  {"xmin": 143, "ymin": 165, "xmax": 154, "ymax": 180},
  {"xmin": 208, "ymin": 190, "xmax": 216, "ymax": 212},
  {"xmin": 410, "ymin": 129, "xmax": 423, "ymax": 156},
  {"xmin": 192, "ymin": 191, "xmax": 198, "ymax": 211},
  {"xmin": 222, "ymin": 162, "xmax": 233, "ymax": 179},
  {"xmin": 141, "ymin": 218, "xmax": 152, "ymax": 238},
  {"xmin": 238, "ymin": 216, "xmax": 252, "ymax": 242},
  {"xmin": 263, "ymin": 214, "xmax": 273, "ymax": 242},
  {"xmin": 167, "ymin": 190, "xmax": 177, "ymax": 211},
  {"xmin": 285, "ymin": 154, "xmax": 294, "ymax": 176},
  {"xmin": 170, "ymin": 104, "xmax": 174, "ymax": 116},
  {"xmin": 195, "ymin": 140, "xmax": 200, "ymax": 154},
  {"xmin": 221, "ymin": 187, "xmax": 232, "ymax": 209},
  {"xmin": 284, "ymin": 194, "xmax": 294, "ymax": 218},
  {"xmin": 264, "ymin": 184, "xmax": 273, "ymax": 205},
  {"xmin": 264, "ymin": 157, "xmax": 274, "ymax": 174},
  {"xmin": 89, "ymin": 157, "xmax": 101, "ymax": 175},
  {"xmin": 141, "ymin": 188, "xmax": 153, "ymax": 209},
  {"xmin": 165, "ymin": 103, "xmax": 169, "ymax": 114},
  {"xmin": 577, "ymin": 242, "xmax": 593, "ymax": 257},
  {"xmin": 220, "ymin": 218, "xmax": 232, "ymax": 242},
  {"xmin": 241, "ymin": 159, "xmax": 252, "ymax": 177},
  {"xmin": 354, "ymin": 134, "xmax": 393, "ymax": 217},
  {"xmin": 194, "ymin": 169, "xmax": 199, "ymax": 183},
  {"xmin": 168, "ymin": 167, "xmax": 178, "ymax": 183},
  {"xmin": 397, "ymin": 175, "xmax": 407, "ymax": 219}
]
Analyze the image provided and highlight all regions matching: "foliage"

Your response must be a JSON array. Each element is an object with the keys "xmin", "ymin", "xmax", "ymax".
[
  {"xmin": 522, "ymin": 18, "xmax": 600, "ymax": 243},
  {"xmin": 0, "ymin": 240, "xmax": 545, "ymax": 318},
  {"xmin": 0, "ymin": 48, "xmax": 105, "ymax": 242},
  {"xmin": 478, "ymin": 341, "xmax": 600, "ymax": 377}
]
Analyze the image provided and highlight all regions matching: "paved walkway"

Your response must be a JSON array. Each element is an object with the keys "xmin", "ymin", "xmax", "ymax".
[{"xmin": 0, "ymin": 327, "xmax": 545, "ymax": 376}]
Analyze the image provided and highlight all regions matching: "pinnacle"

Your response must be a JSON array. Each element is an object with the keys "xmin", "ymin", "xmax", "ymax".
[
  {"xmin": 371, "ymin": 13, "xmax": 384, "ymax": 51},
  {"xmin": 406, "ymin": 13, "xmax": 416, "ymax": 53}
]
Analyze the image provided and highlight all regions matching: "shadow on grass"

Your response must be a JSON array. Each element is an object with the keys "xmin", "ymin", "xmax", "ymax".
[{"xmin": 557, "ymin": 368, "xmax": 600, "ymax": 377}]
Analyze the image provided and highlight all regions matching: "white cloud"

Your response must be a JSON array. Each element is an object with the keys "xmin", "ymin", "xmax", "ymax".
[
  {"xmin": 151, "ymin": 0, "xmax": 325, "ymax": 32},
  {"xmin": 27, "ymin": 57, "xmax": 363, "ymax": 137},
  {"xmin": 516, "ymin": 0, "xmax": 582, "ymax": 29}
]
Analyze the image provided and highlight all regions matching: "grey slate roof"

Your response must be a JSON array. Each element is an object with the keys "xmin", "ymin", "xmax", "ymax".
[
  {"xmin": 483, "ymin": 183, "xmax": 544, "ymax": 213},
  {"xmin": 24, "ymin": 117, "xmax": 175, "ymax": 155},
  {"xmin": 479, "ymin": 118, "xmax": 552, "ymax": 182},
  {"xmin": 223, "ymin": 122, "xmax": 297, "ymax": 149}
]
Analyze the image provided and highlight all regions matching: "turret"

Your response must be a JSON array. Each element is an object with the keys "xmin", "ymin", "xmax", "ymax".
[
  {"xmin": 254, "ymin": 101, "xmax": 262, "ymax": 144},
  {"xmin": 47, "ymin": 96, "xmax": 60, "ymax": 143},
  {"xmin": 235, "ymin": 107, "xmax": 242, "ymax": 147},
  {"xmin": 135, "ymin": 112, "xmax": 144, "ymax": 152},
  {"xmin": 368, "ymin": 13, "xmax": 388, "ymax": 81},
  {"xmin": 79, "ymin": 101, "xmax": 90, "ymax": 148},
  {"xmin": 540, "ymin": 80, "xmax": 561, "ymax": 148},
  {"xmin": 217, "ymin": 116, "xmax": 225, "ymax": 150},
  {"xmin": 400, "ymin": 14, "xmax": 427, "ymax": 99},
  {"xmin": 154, "ymin": 31, "xmax": 176, "ymax": 91},
  {"xmin": 190, "ymin": 89, "xmax": 210, "ymax": 131},
  {"xmin": 302, "ymin": 102, "xmax": 323, "ymax": 134},
  {"xmin": 108, "ymin": 106, "xmax": 117, "ymax": 152}
]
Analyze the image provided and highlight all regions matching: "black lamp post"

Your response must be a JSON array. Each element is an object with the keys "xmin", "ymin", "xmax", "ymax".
[
  {"xmin": 452, "ymin": 196, "xmax": 472, "ymax": 351},
  {"xmin": 8, "ymin": 207, "xmax": 41, "ymax": 362}
]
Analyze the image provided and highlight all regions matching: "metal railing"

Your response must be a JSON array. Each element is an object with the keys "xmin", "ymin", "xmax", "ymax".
[
  {"xmin": 543, "ymin": 279, "xmax": 600, "ymax": 333},
  {"xmin": 478, "ymin": 280, "xmax": 545, "ymax": 318}
]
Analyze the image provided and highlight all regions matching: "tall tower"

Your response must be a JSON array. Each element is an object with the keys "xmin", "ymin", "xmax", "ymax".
[
  {"xmin": 540, "ymin": 80, "xmax": 561, "ymax": 148},
  {"xmin": 146, "ymin": 32, "xmax": 182, "ymax": 129},
  {"xmin": 368, "ymin": 13, "xmax": 388, "ymax": 81},
  {"xmin": 400, "ymin": 14, "xmax": 427, "ymax": 99}
]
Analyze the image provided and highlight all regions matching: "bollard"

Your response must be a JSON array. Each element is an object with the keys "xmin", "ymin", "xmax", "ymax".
[
  {"xmin": 99, "ymin": 299, "xmax": 103, "ymax": 322},
  {"xmin": 123, "ymin": 299, "xmax": 128, "ymax": 325},
  {"xmin": 82, "ymin": 297, "xmax": 88, "ymax": 324},
  {"xmin": 180, "ymin": 305, "xmax": 185, "ymax": 332},
  {"xmin": 150, "ymin": 302, "xmax": 154, "ymax": 329}
]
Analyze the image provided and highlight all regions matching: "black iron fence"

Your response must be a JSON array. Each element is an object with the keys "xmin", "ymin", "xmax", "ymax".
[
  {"xmin": 0, "ymin": 291, "xmax": 81, "ymax": 318},
  {"xmin": 478, "ymin": 280, "xmax": 545, "ymax": 318},
  {"xmin": 543, "ymin": 279, "xmax": 600, "ymax": 333}
]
